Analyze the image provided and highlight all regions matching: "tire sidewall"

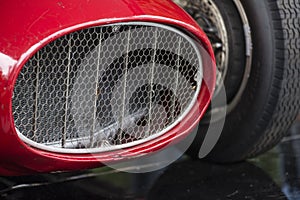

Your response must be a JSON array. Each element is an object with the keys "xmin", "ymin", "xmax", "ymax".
[{"xmin": 204, "ymin": 0, "xmax": 283, "ymax": 161}]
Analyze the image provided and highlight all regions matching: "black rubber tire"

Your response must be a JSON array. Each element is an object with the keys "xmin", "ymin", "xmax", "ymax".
[
  {"xmin": 188, "ymin": 0, "xmax": 300, "ymax": 162},
  {"xmin": 212, "ymin": 0, "xmax": 246, "ymax": 103}
]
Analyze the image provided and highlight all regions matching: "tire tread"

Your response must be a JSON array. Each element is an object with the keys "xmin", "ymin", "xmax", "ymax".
[{"xmin": 248, "ymin": 0, "xmax": 300, "ymax": 157}]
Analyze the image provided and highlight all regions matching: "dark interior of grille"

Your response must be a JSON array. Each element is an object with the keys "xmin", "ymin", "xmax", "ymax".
[{"xmin": 12, "ymin": 23, "xmax": 202, "ymax": 152}]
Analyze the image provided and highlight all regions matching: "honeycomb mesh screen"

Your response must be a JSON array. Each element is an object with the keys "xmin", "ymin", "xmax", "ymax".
[{"xmin": 12, "ymin": 22, "xmax": 203, "ymax": 153}]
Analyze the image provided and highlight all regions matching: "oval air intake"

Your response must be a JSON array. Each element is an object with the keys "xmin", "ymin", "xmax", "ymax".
[{"xmin": 12, "ymin": 22, "xmax": 203, "ymax": 153}]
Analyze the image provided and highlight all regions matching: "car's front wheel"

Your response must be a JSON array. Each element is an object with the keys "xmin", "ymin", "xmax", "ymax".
[{"xmin": 179, "ymin": 0, "xmax": 300, "ymax": 162}]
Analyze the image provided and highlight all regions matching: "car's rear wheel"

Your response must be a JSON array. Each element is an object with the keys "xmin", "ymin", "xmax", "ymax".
[{"xmin": 178, "ymin": 0, "xmax": 300, "ymax": 162}]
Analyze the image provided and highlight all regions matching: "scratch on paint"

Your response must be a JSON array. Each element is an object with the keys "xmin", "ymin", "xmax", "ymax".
[{"xmin": 27, "ymin": 10, "xmax": 50, "ymax": 32}]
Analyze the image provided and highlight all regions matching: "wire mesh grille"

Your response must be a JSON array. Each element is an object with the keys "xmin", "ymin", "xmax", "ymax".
[{"xmin": 12, "ymin": 22, "xmax": 203, "ymax": 153}]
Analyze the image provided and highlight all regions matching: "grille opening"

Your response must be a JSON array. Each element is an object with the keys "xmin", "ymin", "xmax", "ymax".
[{"xmin": 12, "ymin": 22, "xmax": 203, "ymax": 153}]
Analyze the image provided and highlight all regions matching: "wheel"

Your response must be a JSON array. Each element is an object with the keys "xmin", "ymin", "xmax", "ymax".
[{"xmin": 179, "ymin": 0, "xmax": 300, "ymax": 162}]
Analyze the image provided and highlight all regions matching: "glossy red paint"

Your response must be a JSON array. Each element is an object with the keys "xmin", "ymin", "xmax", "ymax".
[{"xmin": 0, "ymin": 0, "xmax": 215, "ymax": 175}]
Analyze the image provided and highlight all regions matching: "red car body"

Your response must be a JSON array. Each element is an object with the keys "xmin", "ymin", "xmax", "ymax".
[{"xmin": 0, "ymin": 0, "xmax": 215, "ymax": 175}]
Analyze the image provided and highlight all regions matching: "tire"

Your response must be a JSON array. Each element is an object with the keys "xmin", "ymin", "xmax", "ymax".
[
  {"xmin": 211, "ymin": 0, "xmax": 246, "ymax": 103},
  {"xmin": 187, "ymin": 0, "xmax": 300, "ymax": 162}
]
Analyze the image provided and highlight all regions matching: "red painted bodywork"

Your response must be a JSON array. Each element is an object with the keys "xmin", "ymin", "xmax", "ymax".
[{"xmin": 0, "ymin": 0, "xmax": 215, "ymax": 175}]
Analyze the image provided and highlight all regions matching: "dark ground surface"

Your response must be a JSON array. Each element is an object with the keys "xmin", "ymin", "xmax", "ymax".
[{"xmin": 0, "ymin": 118, "xmax": 300, "ymax": 200}]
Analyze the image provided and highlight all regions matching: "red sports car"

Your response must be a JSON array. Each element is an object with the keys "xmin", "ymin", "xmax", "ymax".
[{"xmin": 0, "ymin": 0, "xmax": 299, "ymax": 175}]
